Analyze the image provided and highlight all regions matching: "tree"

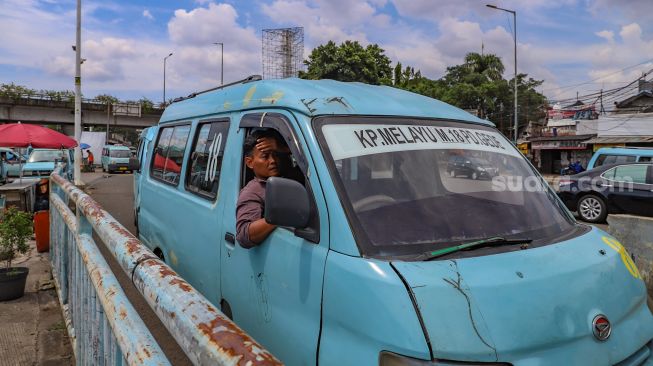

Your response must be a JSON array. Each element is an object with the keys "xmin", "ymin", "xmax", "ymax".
[
  {"xmin": 464, "ymin": 52, "xmax": 504, "ymax": 82},
  {"xmin": 0, "ymin": 83, "xmax": 36, "ymax": 100},
  {"xmin": 94, "ymin": 94, "xmax": 119, "ymax": 105},
  {"xmin": 299, "ymin": 41, "xmax": 392, "ymax": 85},
  {"xmin": 386, "ymin": 52, "xmax": 546, "ymax": 136},
  {"xmin": 138, "ymin": 97, "xmax": 155, "ymax": 114}
]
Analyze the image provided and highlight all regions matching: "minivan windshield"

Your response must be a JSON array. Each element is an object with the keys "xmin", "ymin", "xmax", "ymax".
[
  {"xmin": 315, "ymin": 117, "xmax": 576, "ymax": 259},
  {"xmin": 109, "ymin": 150, "xmax": 131, "ymax": 158},
  {"xmin": 28, "ymin": 150, "xmax": 65, "ymax": 163}
]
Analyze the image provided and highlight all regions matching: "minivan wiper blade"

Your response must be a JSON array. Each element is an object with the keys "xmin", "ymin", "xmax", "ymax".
[{"xmin": 419, "ymin": 237, "xmax": 533, "ymax": 261}]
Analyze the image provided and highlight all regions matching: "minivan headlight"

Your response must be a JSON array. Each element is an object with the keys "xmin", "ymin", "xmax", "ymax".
[{"xmin": 379, "ymin": 352, "xmax": 511, "ymax": 366}]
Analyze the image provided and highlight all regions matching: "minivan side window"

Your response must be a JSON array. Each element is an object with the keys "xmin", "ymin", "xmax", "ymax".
[
  {"xmin": 185, "ymin": 120, "xmax": 229, "ymax": 200},
  {"xmin": 596, "ymin": 154, "xmax": 636, "ymax": 167},
  {"xmin": 151, "ymin": 124, "xmax": 191, "ymax": 186}
]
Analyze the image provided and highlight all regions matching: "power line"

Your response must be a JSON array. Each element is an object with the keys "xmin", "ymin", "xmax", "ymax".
[
  {"xmin": 548, "ymin": 69, "xmax": 652, "ymax": 106},
  {"xmin": 543, "ymin": 58, "xmax": 653, "ymax": 93}
]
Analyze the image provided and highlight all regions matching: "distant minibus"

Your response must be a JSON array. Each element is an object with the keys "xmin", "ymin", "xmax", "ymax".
[
  {"xmin": 587, "ymin": 147, "xmax": 653, "ymax": 170},
  {"xmin": 134, "ymin": 76, "xmax": 653, "ymax": 365},
  {"xmin": 101, "ymin": 145, "xmax": 133, "ymax": 173}
]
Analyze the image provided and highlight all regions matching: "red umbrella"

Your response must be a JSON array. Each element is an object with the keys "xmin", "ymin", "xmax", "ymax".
[{"xmin": 0, "ymin": 123, "xmax": 77, "ymax": 148}]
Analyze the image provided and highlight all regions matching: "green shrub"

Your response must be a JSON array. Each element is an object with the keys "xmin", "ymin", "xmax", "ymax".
[{"xmin": 0, "ymin": 207, "xmax": 33, "ymax": 269}]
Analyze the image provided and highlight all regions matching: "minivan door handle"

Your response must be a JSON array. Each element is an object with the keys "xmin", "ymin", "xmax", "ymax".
[{"xmin": 224, "ymin": 232, "xmax": 235, "ymax": 244}]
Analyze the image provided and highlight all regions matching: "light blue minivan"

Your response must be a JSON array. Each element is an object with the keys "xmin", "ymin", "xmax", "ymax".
[
  {"xmin": 101, "ymin": 144, "xmax": 133, "ymax": 173},
  {"xmin": 135, "ymin": 77, "xmax": 653, "ymax": 365},
  {"xmin": 588, "ymin": 147, "xmax": 653, "ymax": 170}
]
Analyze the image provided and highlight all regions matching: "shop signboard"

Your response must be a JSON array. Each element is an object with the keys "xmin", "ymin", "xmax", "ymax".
[
  {"xmin": 517, "ymin": 142, "xmax": 529, "ymax": 155},
  {"xmin": 531, "ymin": 140, "xmax": 588, "ymax": 150}
]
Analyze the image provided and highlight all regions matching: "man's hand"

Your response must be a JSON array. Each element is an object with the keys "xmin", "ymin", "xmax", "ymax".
[{"xmin": 256, "ymin": 138, "xmax": 279, "ymax": 154}]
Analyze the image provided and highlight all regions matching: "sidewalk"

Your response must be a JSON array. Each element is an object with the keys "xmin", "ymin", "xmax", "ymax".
[{"xmin": 0, "ymin": 240, "xmax": 73, "ymax": 366}]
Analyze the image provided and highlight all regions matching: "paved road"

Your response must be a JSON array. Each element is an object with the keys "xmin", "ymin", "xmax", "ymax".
[{"xmin": 82, "ymin": 171, "xmax": 192, "ymax": 366}]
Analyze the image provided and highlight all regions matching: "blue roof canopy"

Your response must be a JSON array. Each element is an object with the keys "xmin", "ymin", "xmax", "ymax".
[{"xmin": 160, "ymin": 78, "xmax": 493, "ymax": 127}]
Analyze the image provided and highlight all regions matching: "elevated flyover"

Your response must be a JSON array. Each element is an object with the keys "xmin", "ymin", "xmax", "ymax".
[{"xmin": 0, "ymin": 95, "xmax": 163, "ymax": 132}]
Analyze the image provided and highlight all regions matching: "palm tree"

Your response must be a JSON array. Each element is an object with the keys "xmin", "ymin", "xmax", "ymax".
[{"xmin": 464, "ymin": 53, "xmax": 505, "ymax": 82}]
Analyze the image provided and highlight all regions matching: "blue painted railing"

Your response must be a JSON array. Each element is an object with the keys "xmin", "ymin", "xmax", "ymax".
[{"xmin": 49, "ymin": 169, "xmax": 281, "ymax": 365}]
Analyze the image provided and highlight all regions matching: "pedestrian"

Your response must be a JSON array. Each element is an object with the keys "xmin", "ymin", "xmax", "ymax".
[
  {"xmin": 87, "ymin": 149, "xmax": 94, "ymax": 167},
  {"xmin": 34, "ymin": 179, "xmax": 50, "ymax": 211}
]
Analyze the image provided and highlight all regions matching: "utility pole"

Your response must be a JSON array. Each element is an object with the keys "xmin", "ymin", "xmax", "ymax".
[
  {"xmin": 74, "ymin": 0, "xmax": 82, "ymax": 185},
  {"xmin": 214, "ymin": 42, "xmax": 224, "ymax": 85},
  {"xmin": 163, "ymin": 53, "xmax": 173, "ymax": 106},
  {"xmin": 106, "ymin": 103, "xmax": 111, "ymax": 143},
  {"xmin": 487, "ymin": 4, "xmax": 518, "ymax": 143},
  {"xmin": 600, "ymin": 89, "xmax": 606, "ymax": 115}
]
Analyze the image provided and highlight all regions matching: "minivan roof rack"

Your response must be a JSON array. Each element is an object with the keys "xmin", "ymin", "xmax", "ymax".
[{"xmin": 170, "ymin": 75, "xmax": 262, "ymax": 104}]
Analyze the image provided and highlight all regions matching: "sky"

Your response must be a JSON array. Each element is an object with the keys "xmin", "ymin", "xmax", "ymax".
[{"xmin": 1, "ymin": 0, "xmax": 652, "ymax": 106}]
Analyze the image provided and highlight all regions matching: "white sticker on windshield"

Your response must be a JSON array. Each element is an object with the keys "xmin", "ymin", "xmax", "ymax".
[{"xmin": 322, "ymin": 124, "xmax": 521, "ymax": 160}]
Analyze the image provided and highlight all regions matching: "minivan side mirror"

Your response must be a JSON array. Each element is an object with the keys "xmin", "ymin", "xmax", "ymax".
[{"xmin": 265, "ymin": 177, "xmax": 310, "ymax": 228}]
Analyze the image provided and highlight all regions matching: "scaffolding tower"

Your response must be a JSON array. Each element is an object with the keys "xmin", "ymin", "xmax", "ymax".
[{"xmin": 262, "ymin": 27, "xmax": 304, "ymax": 79}]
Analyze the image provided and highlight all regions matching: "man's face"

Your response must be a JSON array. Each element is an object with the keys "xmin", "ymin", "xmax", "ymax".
[{"xmin": 245, "ymin": 137, "xmax": 280, "ymax": 179}]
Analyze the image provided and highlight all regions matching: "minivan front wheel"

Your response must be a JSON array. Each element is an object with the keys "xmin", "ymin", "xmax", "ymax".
[{"xmin": 577, "ymin": 194, "xmax": 607, "ymax": 223}]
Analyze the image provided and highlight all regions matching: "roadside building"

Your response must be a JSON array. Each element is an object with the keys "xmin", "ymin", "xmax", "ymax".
[
  {"xmin": 530, "ymin": 134, "xmax": 595, "ymax": 174},
  {"xmin": 578, "ymin": 80, "xmax": 653, "ymax": 150},
  {"xmin": 530, "ymin": 78, "xmax": 653, "ymax": 174},
  {"xmin": 529, "ymin": 103, "xmax": 596, "ymax": 174}
]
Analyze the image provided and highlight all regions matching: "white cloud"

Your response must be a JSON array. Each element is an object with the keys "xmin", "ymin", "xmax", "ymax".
[
  {"xmin": 596, "ymin": 30, "xmax": 614, "ymax": 43},
  {"xmin": 620, "ymin": 23, "xmax": 643, "ymax": 44},
  {"xmin": 390, "ymin": 0, "xmax": 472, "ymax": 21},
  {"xmin": 261, "ymin": 0, "xmax": 389, "ymax": 47},
  {"xmin": 2, "ymin": 0, "xmax": 653, "ymax": 107},
  {"xmin": 169, "ymin": 3, "xmax": 258, "ymax": 47},
  {"xmin": 389, "ymin": 0, "xmax": 578, "ymax": 22},
  {"xmin": 165, "ymin": 3, "xmax": 261, "ymax": 94},
  {"xmin": 589, "ymin": 0, "xmax": 653, "ymax": 24}
]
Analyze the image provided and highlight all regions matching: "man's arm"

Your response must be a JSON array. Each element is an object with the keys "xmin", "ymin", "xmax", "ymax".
[
  {"xmin": 236, "ymin": 186, "xmax": 277, "ymax": 248},
  {"xmin": 247, "ymin": 218, "xmax": 276, "ymax": 244}
]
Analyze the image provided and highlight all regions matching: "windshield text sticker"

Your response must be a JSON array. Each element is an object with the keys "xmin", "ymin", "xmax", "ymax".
[{"xmin": 323, "ymin": 124, "xmax": 520, "ymax": 160}]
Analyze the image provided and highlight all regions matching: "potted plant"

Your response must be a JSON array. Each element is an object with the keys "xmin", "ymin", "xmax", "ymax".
[{"xmin": 0, "ymin": 207, "xmax": 33, "ymax": 301}]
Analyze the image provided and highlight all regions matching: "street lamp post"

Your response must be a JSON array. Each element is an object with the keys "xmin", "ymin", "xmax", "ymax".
[
  {"xmin": 163, "ymin": 52, "xmax": 173, "ymax": 106},
  {"xmin": 487, "ymin": 4, "xmax": 518, "ymax": 143},
  {"xmin": 73, "ymin": 0, "xmax": 82, "ymax": 185},
  {"xmin": 213, "ymin": 42, "xmax": 224, "ymax": 86}
]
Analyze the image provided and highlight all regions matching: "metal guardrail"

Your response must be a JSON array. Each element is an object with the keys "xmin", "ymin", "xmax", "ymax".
[{"xmin": 49, "ymin": 169, "xmax": 282, "ymax": 365}]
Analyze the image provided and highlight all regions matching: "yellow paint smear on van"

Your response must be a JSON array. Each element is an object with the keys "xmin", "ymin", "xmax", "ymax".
[
  {"xmin": 243, "ymin": 85, "xmax": 257, "ymax": 107},
  {"xmin": 169, "ymin": 250, "xmax": 179, "ymax": 267},
  {"xmin": 261, "ymin": 91, "xmax": 284, "ymax": 104},
  {"xmin": 223, "ymin": 101, "xmax": 232, "ymax": 109}
]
